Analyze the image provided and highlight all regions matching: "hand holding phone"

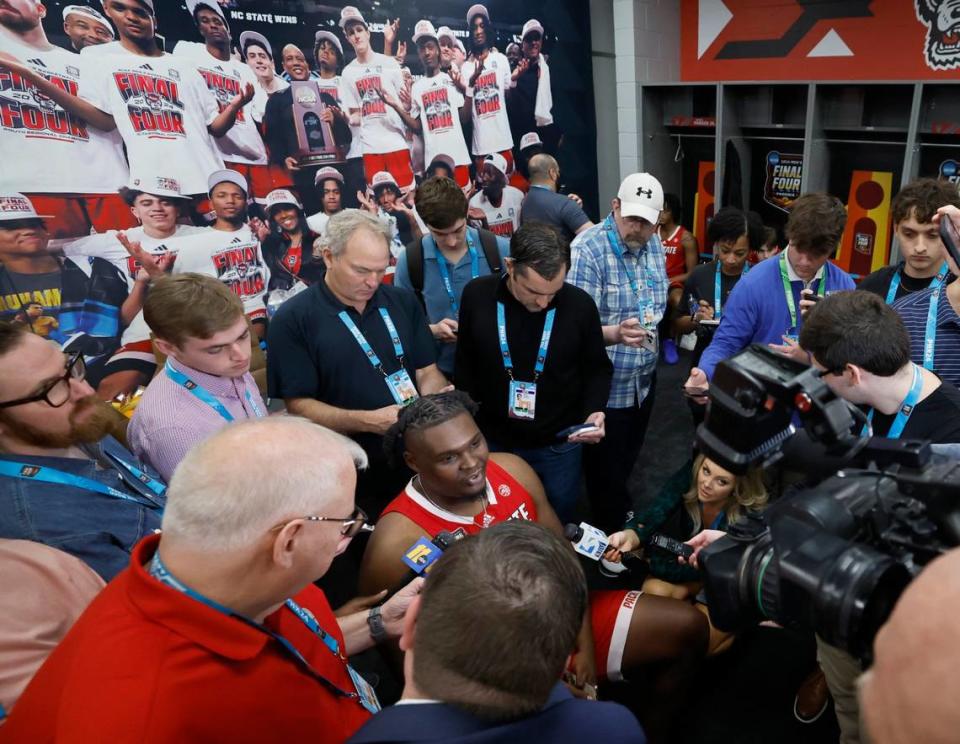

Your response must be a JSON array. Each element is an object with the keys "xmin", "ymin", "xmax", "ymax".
[
  {"xmin": 649, "ymin": 533, "xmax": 695, "ymax": 559},
  {"xmin": 556, "ymin": 423, "xmax": 600, "ymax": 440},
  {"xmin": 940, "ymin": 213, "xmax": 960, "ymax": 269}
]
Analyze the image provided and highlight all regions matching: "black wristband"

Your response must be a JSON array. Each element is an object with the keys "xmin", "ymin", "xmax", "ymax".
[{"xmin": 367, "ymin": 605, "xmax": 388, "ymax": 644}]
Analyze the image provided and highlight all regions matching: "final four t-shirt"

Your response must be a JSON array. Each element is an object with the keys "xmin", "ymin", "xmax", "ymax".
[
  {"xmin": 409, "ymin": 73, "xmax": 470, "ymax": 167},
  {"xmin": 339, "ymin": 53, "xmax": 408, "ymax": 155},
  {"xmin": 470, "ymin": 187, "xmax": 523, "ymax": 238},
  {"xmin": 172, "ymin": 42, "xmax": 267, "ymax": 166},
  {"xmin": 0, "ymin": 37, "xmax": 128, "ymax": 194},
  {"xmin": 79, "ymin": 50, "xmax": 224, "ymax": 195},
  {"xmin": 461, "ymin": 51, "xmax": 513, "ymax": 156}
]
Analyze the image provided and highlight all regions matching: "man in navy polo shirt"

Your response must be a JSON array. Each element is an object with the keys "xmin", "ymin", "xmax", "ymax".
[
  {"xmin": 395, "ymin": 177, "xmax": 509, "ymax": 378},
  {"xmin": 267, "ymin": 209, "xmax": 449, "ymax": 515}
]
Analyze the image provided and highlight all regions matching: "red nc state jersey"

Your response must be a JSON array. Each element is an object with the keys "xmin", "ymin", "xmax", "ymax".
[{"xmin": 381, "ymin": 459, "xmax": 537, "ymax": 535}]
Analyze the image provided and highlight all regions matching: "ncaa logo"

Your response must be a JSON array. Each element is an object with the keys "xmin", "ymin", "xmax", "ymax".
[
  {"xmin": 767, "ymin": 151, "xmax": 781, "ymax": 167},
  {"xmin": 497, "ymin": 483, "xmax": 510, "ymax": 498}
]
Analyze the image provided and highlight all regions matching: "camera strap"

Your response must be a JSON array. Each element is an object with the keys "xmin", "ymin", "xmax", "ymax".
[{"xmin": 862, "ymin": 363, "xmax": 923, "ymax": 439}]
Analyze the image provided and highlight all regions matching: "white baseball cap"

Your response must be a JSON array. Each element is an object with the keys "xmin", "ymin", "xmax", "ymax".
[
  {"xmin": 240, "ymin": 30, "xmax": 273, "ymax": 59},
  {"xmin": 314, "ymin": 166, "xmax": 345, "ymax": 186},
  {"xmin": 482, "ymin": 152, "xmax": 508, "ymax": 177},
  {"xmin": 519, "ymin": 132, "xmax": 543, "ymax": 151},
  {"xmin": 436, "ymin": 25, "xmax": 457, "ymax": 43},
  {"xmin": 314, "ymin": 29, "xmax": 343, "ymax": 57},
  {"xmin": 412, "ymin": 19, "xmax": 439, "ymax": 44},
  {"xmin": 185, "ymin": 0, "xmax": 224, "ymax": 21},
  {"xmin": 265, "ymin": 189, "xmax": 302, "ymax": 211},
  {"xmin": 428, "ymin": 154, "xmax": 456, "ymax": 172},
  {"xmin": 617, "ymin": 173, "xmax": 664, "ymax": 223},
  {"xmin": 0, "ymin": 193, "xmax": 52, "ymax": 221},
  {"xmin": 521, "ymin": 19, "xmax": 544, "ymax": 39},
  {"xmin": 127, "ymin": 175, "xmax": 188, "ymax": 200},
  {"xmin": 63, "ymin": 5, "xmax": 114, "ymax": 36},
  {"xmin": 466, "ymin": 4, "xmax": 489, "ymax": 23},
  {"xmin": 101, "ymin": 0, "xmax": 153, "ymax": 13},
  {"xmin": 339, "ymin": 6, "xmax": 367, "ymax": 30},
  {"xmin": 371, "ymin": 171, "xmax": 400, "ymax": 192},
  {"xmin": 207, "ymin": 169, "xmax": 248, "ymax": 196}
]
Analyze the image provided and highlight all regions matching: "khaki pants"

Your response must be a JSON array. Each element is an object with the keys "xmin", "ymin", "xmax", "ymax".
[{"xmin": 817, "ymin": 636, "xmax": 871, "ymax": 744}]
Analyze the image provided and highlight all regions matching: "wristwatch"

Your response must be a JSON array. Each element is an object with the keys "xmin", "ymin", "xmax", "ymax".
[{"xmin": 367, "ymin": 605, "xmax": 388, "ymax": 644}]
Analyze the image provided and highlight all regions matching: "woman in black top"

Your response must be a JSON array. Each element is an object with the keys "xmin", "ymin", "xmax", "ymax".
[{"xmin": 260, "ymin": 190, "xmax": 325, "ymax": 296}]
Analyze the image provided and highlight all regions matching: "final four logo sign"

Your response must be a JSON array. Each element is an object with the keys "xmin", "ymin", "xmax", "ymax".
[{"xmin": 763, "ymin": 151, "xmax": 804, "ymax": 213}]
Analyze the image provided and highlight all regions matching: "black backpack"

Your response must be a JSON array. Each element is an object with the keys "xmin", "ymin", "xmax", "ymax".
[{"xmin": 405, "ymin": 228, "xmax": 503, "ymax": 310}]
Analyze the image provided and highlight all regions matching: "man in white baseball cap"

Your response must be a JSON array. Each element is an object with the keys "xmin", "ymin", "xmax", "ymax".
[
  {"xmin": 470, "ymin": 152, "xmax": 524, "ymax": 238},
  {"xmin": 240, "ymin": 31, "xmax": 290, "ymax": 124},
  {"xmin": 307, "ymin": 167, "xmax": 345, "ymax": 236},
  {"xmin": 436, "ymin": 26, "xmax": 466, "ymax": 72},
  {"xmin": 62, "ymin": 4, "xmax": 114, "ymax": 51},
  {"xmin": 509, "ymin": 19, "xmax": 558, "ymax": 172},
  {"xmin": 567, "ymin": 172, "xmax": 668, "ymax": 534},
  {"xmin": 368, "ymin": 172, "xmax": 423, "ymax": 253}
]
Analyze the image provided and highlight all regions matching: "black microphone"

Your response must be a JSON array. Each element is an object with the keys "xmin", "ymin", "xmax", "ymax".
[{"xmin": 379, "ymin": 528, "xmax": 466, "ymax": 604}]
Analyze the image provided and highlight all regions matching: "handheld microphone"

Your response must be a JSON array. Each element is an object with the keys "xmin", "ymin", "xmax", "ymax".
[
  {"xmin": 380, "ymin": 528, "xmax": 466, "ymax": 604},
  {"xmin": 564, "ymin": 522, "xmax": 609, "ymax": 560}
]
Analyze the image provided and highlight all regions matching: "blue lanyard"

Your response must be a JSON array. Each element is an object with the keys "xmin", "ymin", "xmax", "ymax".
[
  {"xmin": 434, "ymin": 234, "xmax": 479, "ymax": 317},
  {"xmin": 165, "ymin": 361, "xmax": 265, "ymax": 422},
  {"xmin": 862, "ymin": 363, "xmax": 923, "ymax": 439},
  {"xmin": 148, "ymin": 553, "xmax": 377, "ymax": 713},
  {"xmin": 338, "ymin": 308, "xmax": 407, "ymax": 376},
  {"xmin": 884, "ymin": 262, "xmax": 948, "ymax": 305},
  {"xmin": 496, "ymin": 302, "xmax": 556, "ymax": 382},
  {"xmin": 714, "ymin": 262, "xmax": 748, "ymax": 320},
  {"xmin": 0, "ymin": 458, "xmax": 164, "ymax": 509},
  {"xmin": 604, "ymin": 217, "xmax": 641, "ymax": 298}
]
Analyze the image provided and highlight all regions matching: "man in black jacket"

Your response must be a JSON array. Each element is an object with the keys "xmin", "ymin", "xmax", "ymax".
[{"xmin": 455, "ymin": 222, "xmax": 612, "ymax": 523}]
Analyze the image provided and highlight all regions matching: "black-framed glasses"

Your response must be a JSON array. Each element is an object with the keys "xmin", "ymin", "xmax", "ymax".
[
  {"xmin": 271, "ymin": 506, "xmax": 374, "ymax": 538},
  {"xmin": 0, "ymin": 351, "xmax": 85, "ymax": 409}
]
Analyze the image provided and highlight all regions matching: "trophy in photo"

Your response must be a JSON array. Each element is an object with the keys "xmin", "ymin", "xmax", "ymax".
[{"xmin": 291, "ymin": 81, "xmax": 349, "ymax": 167}]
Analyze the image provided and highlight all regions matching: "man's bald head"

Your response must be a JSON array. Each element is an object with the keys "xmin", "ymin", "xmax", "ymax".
[
  {"xmin": 861, "ymin": 548, "xmax": 960, "ymax": 744},
  {"xmin": 161, "ymin": 417, "xmax": 367, "ymax": 552},
  {"xmin": 527, "ymin": 153, "xmax": 559, "ymax": 185}
]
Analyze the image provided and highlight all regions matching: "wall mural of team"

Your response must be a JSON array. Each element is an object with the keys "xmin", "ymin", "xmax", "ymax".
[{"xmin": 0, "ymin": 0, "xmax": 582, "ymax": 399}]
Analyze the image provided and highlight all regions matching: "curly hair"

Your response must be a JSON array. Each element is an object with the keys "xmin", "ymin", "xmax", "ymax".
[
  {"xmin": 383, "ymin": 391, "xmax": 480, "ymax": 468},
  {"xmin": 682, "ymin": 454, "xmax": 768, "ymax": 533}
]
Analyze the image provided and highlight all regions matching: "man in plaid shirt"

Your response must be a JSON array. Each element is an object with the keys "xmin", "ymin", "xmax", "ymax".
[{"xmin": 568, "ymin": 173, "xmax": 667, "ymax": 531}]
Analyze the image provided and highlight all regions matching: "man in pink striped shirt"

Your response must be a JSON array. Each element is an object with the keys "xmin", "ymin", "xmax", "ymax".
[{"xmin": 127, "ymin": 273, "xmax": 266, "ymax": 481}]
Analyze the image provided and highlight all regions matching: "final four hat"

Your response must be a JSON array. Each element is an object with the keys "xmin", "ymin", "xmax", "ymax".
[
  {"xmin": 371, "ymin": 171, "xmax": 401, "ymax": 192},
  {"xmin": 265, "ymin": 189, "xmax": 302, "ymax": 211},
  {"xmin": 207, "ymin": 169, "xmax": 248, "ymax": 196},
  {"xmin": 618, "ymin": 173, "xmax": 664, "ymax": 223},
  {"xmin": 483, "ymin": 152, "xmax": 508, "ymax": 177},
  {"xmin": 0, "ymin": 193, "xmax": 52, "ymax": 221},
  {"xmin": 62, "ymin": 5, "xmax": 114, "ymax": 36},
  {"xmin": 239, "ymin": 30, "xmax": 273, "ymax": 59},
  {"xmin": 315, "ymin": 29, "xmax": 344, "ymax": 57},
  {"xmin": 128, "ymin": 175, "xmax": 189, "ymax": 200},
  {"xmin": 521, "ymin": 19, "xmax": 544, "ymax": 39},
  {"xmin": 519, "ymin": 132, "xmax": 543, "ymax": 151},
  {"xmin": 412, "ymin": 19, "xmax": 439, "ymax": 44},
  {"xmin": 101, "ymin": 0, "xmax": 154, "ymax": 14},
  {"xmin": 185, "ymin": 0, "xmax": 225, "ymax": 21},
  {"xmin": 466, "ymin": 4, "xmax": 489, "ymax": 23},
  {"xmin": 314, "ymin": 167, "xmax": 345, "ymax": 186},
  {"xmin": 339, "ymin": 6, "xmax": 367, "ymax": 29}
]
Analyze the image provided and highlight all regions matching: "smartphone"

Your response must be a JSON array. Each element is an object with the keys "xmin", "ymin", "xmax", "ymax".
[
  {"xmin": 801, "ymin": 289, "xmax": 823, "ymax": 303},
  {"xmin": 940, "ymin": 216, "xmax": 960, "ymax": 268},
  {"xmin": 556, "ymin": 423, "xmax": 600, "ymax": 440},
  {"xmin": 681, "ymin": 384, "xmax": 709, "ymax": 399},
  {"xmin": 649, "ymin": 533, "xmax": 694, "ymax": 559},
  {"xmin": 697, "ymin": 318, "xmax": 720, "ymax": 327}
]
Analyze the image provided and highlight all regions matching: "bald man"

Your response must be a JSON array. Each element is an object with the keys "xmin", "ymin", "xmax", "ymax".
[
  {"xmin": 519, "ymin": 153, "xmax": 593, "ymax": 242},
  {"xmin": 5, "ymin": 417, "xmax": 422, "ymax": 741},
  {"xmin": 860, "ymin": 548, "xmax": 960, "ymax": 744}
]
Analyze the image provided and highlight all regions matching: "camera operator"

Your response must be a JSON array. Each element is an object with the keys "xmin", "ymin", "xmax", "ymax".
[{"xmin": 800, "ymin": 291, "xmax": 960, "ymax": 444}]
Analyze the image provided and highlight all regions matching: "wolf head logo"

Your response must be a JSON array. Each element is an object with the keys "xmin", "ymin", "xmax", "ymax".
[{"xmin": 915, "ymin": 0, "xmax": 960, "ymax": 70}]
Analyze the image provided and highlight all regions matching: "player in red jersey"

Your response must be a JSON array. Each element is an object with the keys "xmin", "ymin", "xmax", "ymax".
[
  {"xmin": 360, "ymin": 392, "xmax": 708, "ymax": 706},
  {"xmin": 658, "ymin": 193, "xmax": 699, "ymax": 364}
]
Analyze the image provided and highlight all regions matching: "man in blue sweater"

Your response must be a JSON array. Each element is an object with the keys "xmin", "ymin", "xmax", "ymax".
[{"xmin": 685, "ymin": 193, "xmax": 855, "ymax": 391}]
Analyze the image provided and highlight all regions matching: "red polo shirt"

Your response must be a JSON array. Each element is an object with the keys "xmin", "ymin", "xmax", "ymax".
[{"xmin": 3, "ymin": 534, "xmax": 372, "ymax": 743}]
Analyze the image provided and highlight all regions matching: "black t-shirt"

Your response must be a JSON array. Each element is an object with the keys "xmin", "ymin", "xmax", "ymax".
[
  {"xmin": 680, "ymin": 261, "xmax": 747, "ymax": 369},
  {"xmin": 454, "ymin": 273, "xmax": 613, "ymax": 448},
  {"xmin": 872, "ymin": 380, "xmax": 960, "ymax": 444},
  {"xmin": 857, "ymin": 264, "xmax": 944, "ymax": 303},
  {"xmin": 267, "ymin": 279, "xmax": 437, "ymax": 454}
]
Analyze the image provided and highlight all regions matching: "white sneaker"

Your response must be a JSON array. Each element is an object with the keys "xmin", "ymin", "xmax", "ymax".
[{"xmin": 679, "ymin": 332, "xmax": 697, "ymax": 351}]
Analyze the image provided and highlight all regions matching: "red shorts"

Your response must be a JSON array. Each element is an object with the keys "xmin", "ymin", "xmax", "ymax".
[
  {"xmin": 25, "ymin": 193, "xmax": 137, "ymax": 240},
  {"xmin": 510, "ymin": 169, "xmax": 530, "ymax": 193},
  {"xmin": 363, "ymin": 150, "xmax": 415, "ymax": 190},
  {"xmin": 589, "ymin": 589, "xmax": 642, "ymax": 682},
  {"xmin": 226, "ymin": 162, "xmax": 292, "ymax": 201},
  {"xmin": 453, "ymin": 165, "xmax": 471, "ymax": 188},
  {"xmin": 473, "ymin": 149, "xmax": 515, "ymax": 176}
]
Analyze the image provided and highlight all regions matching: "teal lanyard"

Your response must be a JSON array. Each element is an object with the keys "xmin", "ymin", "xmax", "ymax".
[
  {"xmin": 338, "ymin": 308, "xmax": 407, "ymax": 375},
  {"xmin": 885, "ymin": 263, "xmax": 949, "ymax": 370},
  {"xmin": 434, "ymin": 234, "xmax": 479, "ymax": 316},
  {"xmin": 714, "ymin": 262, "xmax": 748, "ymax": 320},
  {"xmin": 496, "ymin": 302, "xmax": 556, "ymax": 382},
  {"xmin": 862, "ymin": 363, "xmax": 923, "ymax": 439},
  {"xmin": 164, "ymin": 361, "xmax": 264, "ymax": 422},
  {"xmin": 149, "ymin": 553, "xmax": 379, "ymax": 713}
]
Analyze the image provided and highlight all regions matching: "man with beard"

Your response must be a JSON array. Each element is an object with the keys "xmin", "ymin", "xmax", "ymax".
[
  {"xmin": 62, "ymin": 5, "xmax": 114, "ymax": 52},
  {"xmin": 172, "ymin": 171, "xmax": 270, "ymax": 338},
  {"xmin": 0, "ymin": 322, "xmax": 165, "ymax": 582},
  {"xmin": 380, "ymin": 20, "xmax": 471, "ymax": 189},
  {"xmin": 0, "ymin": 193, "xmax": 142, "ymax": 387},
  {"xmin": 469, "ymin": 153, "xmax": 523, "ymax": 238},
  {"xmin": 173, "ymin": 1, "xmax": 269, "ymax": 199},
  {"xmin": 0, "ymin": 0, "xmax": 131, "ymax": 239}
]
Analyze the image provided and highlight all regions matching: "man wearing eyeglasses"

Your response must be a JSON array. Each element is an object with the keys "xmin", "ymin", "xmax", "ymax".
[
  {"xmin": 4, "ymin": 417, "xmax": 422, "ymax": 741},
  {"xmin": 0, "ymin": 322, "xmax": 165, "ymax": 582}
]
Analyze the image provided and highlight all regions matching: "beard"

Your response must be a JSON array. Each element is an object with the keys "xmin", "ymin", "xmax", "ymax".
[{"xmin": 1, "ymin": 395, "xmax": 124, "ymax": 450}]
